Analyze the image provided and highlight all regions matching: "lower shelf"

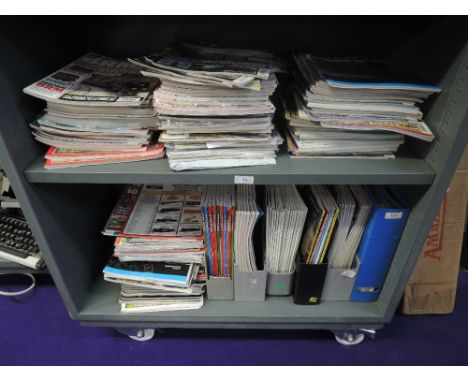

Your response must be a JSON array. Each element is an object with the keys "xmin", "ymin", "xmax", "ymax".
[{"xmin": 77, "ymin": 279, "xmax": 387, "ymax": 329}]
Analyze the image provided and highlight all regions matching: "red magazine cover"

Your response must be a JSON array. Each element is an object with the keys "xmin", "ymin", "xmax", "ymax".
[
  {"xmin": 220, "ymin": 204, "xmax": 225, "ymax": 276},
  {"xmin": 45, "ymin": 144, "xmax": 163, "ymax": 159},
  {"xmin": 45, "ymin": 144, "xmax": 164, "ymax": 169},
  {"xmin": 227, "ymin": 206, "xmax": 235, "ymax": 277},
  {"xmin": 208, "ymin": 204, "xmax": 218, "ymax": 276}
]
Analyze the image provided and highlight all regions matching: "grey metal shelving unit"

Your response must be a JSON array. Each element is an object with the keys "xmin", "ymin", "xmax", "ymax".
[{"xmin": 0, "ymin": 17, "xmax": 467, "ymax": 343}]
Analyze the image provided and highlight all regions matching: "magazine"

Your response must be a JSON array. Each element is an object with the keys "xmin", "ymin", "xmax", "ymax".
[
  {"xmin": 122, "ymin": 185, "xmax": 204, "ymax": 238},
  {"xmin": 24, "ymin": 52, "xmax": 160, "ymax": 106}
]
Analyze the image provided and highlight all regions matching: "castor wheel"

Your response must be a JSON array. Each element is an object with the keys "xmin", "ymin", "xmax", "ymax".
[
  {"xmin": 333, "ymin": 328, "xmax": 375, "ymax": 346},
  {"xmin": 114, "ymin": 327, "xmax": 156, "ymax": 341},
  {"xmin": 128, "ymin": 328, "xmax": 156, "ymax": 342},
  {"xmin": 334, "ymin": 331, "xmax": 365, "ymax": 346}
]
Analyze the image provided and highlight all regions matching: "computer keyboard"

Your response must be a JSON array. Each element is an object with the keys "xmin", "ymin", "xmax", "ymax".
[{"xmin": 0, "ymin": 213, "xmax": 41, "ymax": 261}]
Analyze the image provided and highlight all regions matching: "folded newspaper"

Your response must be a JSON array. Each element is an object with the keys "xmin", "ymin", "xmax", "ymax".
[{"xmin": 129, "ymin": 43, "xmax": 285, "ymax": 171}]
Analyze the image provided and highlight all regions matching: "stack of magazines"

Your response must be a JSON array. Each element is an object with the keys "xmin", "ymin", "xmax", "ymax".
[
  {"xmin": 300, "ymin": 185, "xmax": 339, "ymax": 265},
  {"xmin": 299, "ymin": 185, "xmax": 374, "ymax": 267},
  {"xmin": 284, "ymin": 54, "xmax": 441, "ymax": 158},
  {"xmin": 326, "ymin": 185, "xmax": 372, "ymax": 269},
  {"xmin": 129, "ymin": 42, "xmax": 284, "ymax": 171},
  {"xmin": 264, "ymin": 185, "xmax": 308, "ymax": 273},
  {"xmin": 298, "ymin": 185, "xmax": 395, "ymax": 271},
  {"xmin": 234, "ymin": 185, "xmax": 263, "ymax": 272},
  {"xmin": 201, "ymin": 185, "xmax": 236, "ymax": 277},
  {"xmin": 102, "ymin": 185, "xmax": 206, "ymax": 313},
  {"xmin": 23, "ymin": 53, "xmax": 164, "ymax": 169}
]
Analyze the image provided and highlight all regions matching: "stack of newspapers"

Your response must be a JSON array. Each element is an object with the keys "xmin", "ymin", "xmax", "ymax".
[
  {"xmin": 284, "ymin": 53, "xmax": 441, "ymax": 158},
  {"xmin": 23, "ymin": 53, "xmax": 164, "ymax": 169},
  {"xmin": 102, "ymin": 185, "xmax": 206, "ymax": 313},
  {"xmin": 129, "ymin": 42, "xmax": 284, "ymax": 171}
]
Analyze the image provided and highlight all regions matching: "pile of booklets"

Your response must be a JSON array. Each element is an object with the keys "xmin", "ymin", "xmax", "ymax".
[
  {"xmin": 283, "ymin": 54, "xmax": 441, "ymax": 158},
  {"xmin": 326, "ymin": 185, "xmax": 372, "ymax": 268},
  {"xmin": 300, "ymin": 185, "xmax": 339, "ymax": 265},
  {"xmin": 201, "ymin": 185, "xmax": 236, "ymax": 277},
  {"xmin": 234, "ymin": 185, "xmax": 263, "ymax": 272},
  {"xmin": 300, "ymin": 185, "xmax": 372, "ymax": 267},
  {"xmin": 102, "ymin": 185, "xmax": 206, "ymax": 313},
  {"xmin": 23, "ymin": 53, "xmax": 164, "ymax": 169},
  {"xmin": 129, "ymin": 42, "xmax": 284, "ymax": 171},
  {"xmin": 264, "ymin": 185, "xmax": 308, "ymax": 273}
]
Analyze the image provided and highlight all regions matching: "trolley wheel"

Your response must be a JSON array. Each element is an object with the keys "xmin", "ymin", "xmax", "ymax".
[
  {"xmin": 334, "ymin": 331, "xmax": 365, "ymax": 346},
  {"xmin": 128, "ymin": 328, "xmax": 156, "ymax": 342}
]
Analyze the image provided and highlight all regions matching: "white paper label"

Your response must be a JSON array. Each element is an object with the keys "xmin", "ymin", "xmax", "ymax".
[
  {"xmin": 206, "ymin": 141, "xmax": 233, "ymax": 149},
  {"xmin": 340, "ymin": 270, "xmax": 357, "ymax": 278},
  {"xmin": 385, "ymin": 212, "xmax": 403, "ymax": 220},
  {"xmin": 234, "ymin": 175, "xmax": 254, "ymax": 185}
]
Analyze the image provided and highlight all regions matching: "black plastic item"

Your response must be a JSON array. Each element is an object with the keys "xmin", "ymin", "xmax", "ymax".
[
  {"xmin": 460, "ymin": 224, "xmax": 468, "ymax": 272},
  {"xmin": 293, "ymin": 261, "xmax": 328, "ymax": 305}
]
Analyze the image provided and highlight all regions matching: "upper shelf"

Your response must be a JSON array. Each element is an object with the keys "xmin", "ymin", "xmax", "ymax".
[{"xmin": 24, "ymin": 152, "xmax": 435, "ymax": 185}]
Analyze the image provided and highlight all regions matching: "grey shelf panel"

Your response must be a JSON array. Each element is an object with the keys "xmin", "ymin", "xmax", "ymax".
[
  {"xmin": 25, "ymin": 153, "xmax": 435, "ymax": 185},
  {"xmin": 77, "ymin": 279, "xmax": 385, "ymax": 328},
  {"xmin": 0, "ymin": 258, "xmax": 47, "ymax": 274}
]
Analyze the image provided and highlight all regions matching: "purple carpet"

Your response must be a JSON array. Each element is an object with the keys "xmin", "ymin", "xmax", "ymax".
[{"xmin": 0, "ymin": 272, "xmax": 467, "ymax": 365}]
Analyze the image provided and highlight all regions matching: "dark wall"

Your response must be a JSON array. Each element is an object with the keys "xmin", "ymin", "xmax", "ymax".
[{"xmin": 0, "ymin": 16, "xmax": 444, "ymax": 60}]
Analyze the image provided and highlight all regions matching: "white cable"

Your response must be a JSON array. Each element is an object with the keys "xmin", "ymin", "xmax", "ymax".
[{"xmin": 0, "ymin": 273, "xmax": 36, "ymax": 296}]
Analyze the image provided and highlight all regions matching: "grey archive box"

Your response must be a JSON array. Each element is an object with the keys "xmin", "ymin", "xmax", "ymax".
[
  {"xmin": 206, "ymin": 277, "xmax": 234, "ymax": 300},
  {"xmin": 234, "ymin": 265, "xmax": 267, "ymax": 302},
  {"xmin": 321, "ymin": 257, "xmax": 361, "ymax": 301},
  {"xmin": 266, "ymin": 268, "xmax": 295, "ymax": 296}
]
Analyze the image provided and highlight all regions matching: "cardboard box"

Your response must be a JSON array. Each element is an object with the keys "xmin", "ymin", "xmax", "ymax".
[{"xmin": 402, "ymin": 147, "xmax": 468, "ymax": 314}]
